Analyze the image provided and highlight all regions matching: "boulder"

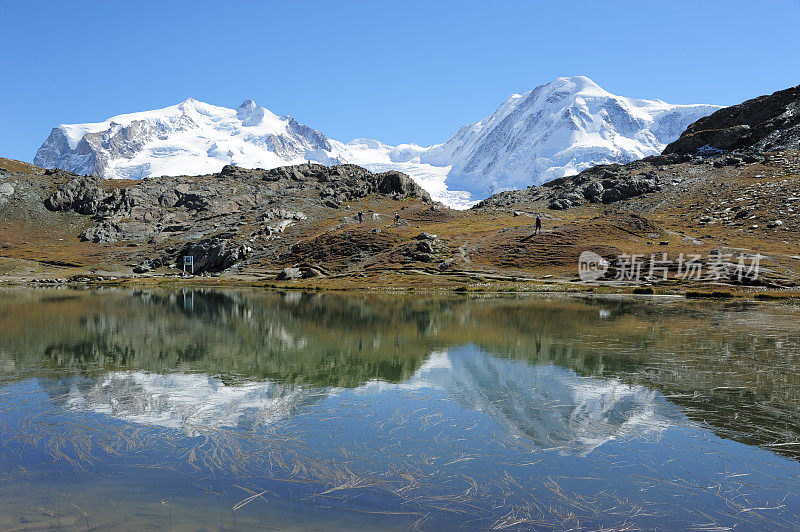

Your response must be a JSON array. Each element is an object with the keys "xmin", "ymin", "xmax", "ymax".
[
  {"xmin": 374, "ymin": 171, "xmax": 432, "ymax": 202},
  {"xmin": 583, "ymin": 181, "xmax": 605, "ymax": 202},
  {"xmin": 548, "ymin": 198, "xmax": 572, "ymax": 210},
  {"xmin": 560, "ymin": 192, "xmax": 585, "ymax": 204},
  {"xmin": 133, "ymin": 259, "xmax": 155, "ymax": 274},
  {"xmin": 417, "ymin": 240, "xmax": 435, "ymax": 253},
  {"xmin": 80, "ymin": 220, "xmax": 121, "ymax": 243},
  {"xmin": 0, "ymin": 182, "xmax": 14, "ymax": 207},
  {"xmin": 178, "ymin": 238, "xmax": 250, "ymax": 273},
  {"xmin": 277, "ymin": 267, "xmax": 303, "ymax": 280},
  {"xmin": 713, "ymin": 156, "xmax": 743, "ymax": 168},
  {"xmin": 601, "ymin": 178, "xmax": 660, "ymax": 204},
  {"xmin": 413, "ymin": 253, "xmax": 436, "ymax": 263}
]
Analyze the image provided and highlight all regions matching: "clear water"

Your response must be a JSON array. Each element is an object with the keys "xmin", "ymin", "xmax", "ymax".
[{"xmin": 1, "ymin": 288, "xmax": 799, "ymax": 530}]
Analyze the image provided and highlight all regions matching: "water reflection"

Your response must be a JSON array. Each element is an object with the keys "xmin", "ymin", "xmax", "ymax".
[
  {"xmin": 38, "ymin": 347, "xmax": 684, "ymax": 456},
  {"xmin": 371, "ymin": 348, "xmax": 683, "ymax": 456},
  {"xmin": 41, "ymin": 372, "xmax": 324, "ymax": 435},
  {"xmin": 2, "ymin": 288, "xmax": 800, "ymax": 529},
  {"xmin": 2, "ymin": 288, "xmax": 798, "ymax": 459}
]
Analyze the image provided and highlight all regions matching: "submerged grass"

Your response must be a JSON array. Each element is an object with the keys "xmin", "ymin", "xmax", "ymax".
[{"xmin": 2, "ymin": 373, "xmax": 800, "ymax": 531}]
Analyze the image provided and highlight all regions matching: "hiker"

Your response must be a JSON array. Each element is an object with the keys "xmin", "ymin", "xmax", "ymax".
[
  {"xmin": 534, "ymin": 214, "xmax": 542, "ymax": 235},
  {"xmin": 394, "ymin": 211, "xmax": 400, "ymax": 224},
  {"xmin": 358, "ymin": 210, "xmax": 363, "ymax": 223}
]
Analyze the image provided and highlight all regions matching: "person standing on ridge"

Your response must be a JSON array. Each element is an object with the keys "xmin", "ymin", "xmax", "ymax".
[
  {"xmin": 534, "ymin": 214, "xmax": 542, "ymax": 235},
  {"xmin": 394, "ymin": 212, "xmax": 400, "ymax": 225},
  {"xmin": 358, "ymin": 210, "xmax": 363, "ymax": 223}
]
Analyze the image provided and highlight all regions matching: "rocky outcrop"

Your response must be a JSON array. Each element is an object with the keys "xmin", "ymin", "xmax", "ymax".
[
  {"xmin": 42, "ymin": 162, "xmax": 429, "ymax": 274},
  {"xmin": 664, "ymin": 84, "xmax": 800, "ymax": 155},
  {"xmin": 474, "ymin": 154, "xmax": 696, "ymax": 211},
  {"xmin": 314, "ymin": 165, "xmax": 432, "ymax": 205},
  {"xmin": 220, "ymin": 163, "xmax": 431, "ymax": 205},
  {"xmin": 80, "ymin": 220, "xmax": 121, "ymax": 243},
  {"xmin": 44, "ymin": 174, "xmax": 105, "ymax": 215},
  {"xmin": 599, "ymin": 176, "xmax": 662, "ymax": 204},
  {"xmin": 177, "ymin": 239, "xmax": 251, "ymax": 273},
  {"xmin": 276, "ymin": 267, "xmax": 303, "ymax": 280}
]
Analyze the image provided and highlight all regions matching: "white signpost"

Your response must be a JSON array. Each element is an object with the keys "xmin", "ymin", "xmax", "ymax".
[{"xmin": 183, "ymin": 256, "xmax": 194, "ymax": 275}]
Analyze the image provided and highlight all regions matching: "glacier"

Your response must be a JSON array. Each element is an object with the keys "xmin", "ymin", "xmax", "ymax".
[{"xmin": 34, "ymin": 76, "xmax": 721, "ymax": 208}]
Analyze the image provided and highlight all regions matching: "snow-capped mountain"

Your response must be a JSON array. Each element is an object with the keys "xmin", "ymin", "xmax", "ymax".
[
  {"xmin": 34, "ymin": 98, "xmax": 339, "ymax": 181},
  {"xmin": 419, "ymin": 76, "xmax": 721, "ymax": 196},
  {"xmin": 34, "ymin": 76, "xmax": 721, "ymax": 207}
]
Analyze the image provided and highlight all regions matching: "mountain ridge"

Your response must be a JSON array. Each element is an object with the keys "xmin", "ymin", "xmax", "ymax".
[{"xmin": 34, "ymin": 77, "xmax": 721, "ymax": 207}]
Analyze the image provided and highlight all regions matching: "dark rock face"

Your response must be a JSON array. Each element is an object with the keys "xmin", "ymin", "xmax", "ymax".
[
  {"xmin": 664, "ymin": 84, "xmax": 800, "ymax": 155},
  {"xmin": 600, "ymin": 177, "xmax": 661, "ymax": 203},
  {"xmin": 178, "ymin": 239, "xmax": 251, "ymax": 273},
  {"xmin": 44, "ymin": 175, "xmax": 105, "ymax": 215},
  {"xmin": 583, "ymin": 181, "xmax": 604, "ymax": 202},
  {"xmin": 374, "ymin": 171, "xmax": 427, "ymax": 198}
]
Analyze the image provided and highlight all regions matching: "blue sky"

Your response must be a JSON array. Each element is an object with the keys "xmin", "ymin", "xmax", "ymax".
[{"xmin": 1, "ymin": 0, "xmax": 799, "ymax": 163}]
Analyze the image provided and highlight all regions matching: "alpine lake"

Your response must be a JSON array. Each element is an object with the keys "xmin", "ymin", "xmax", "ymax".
[{"xmin": 0, "ymin": 288, "xmax": 799, "ymax": 530}]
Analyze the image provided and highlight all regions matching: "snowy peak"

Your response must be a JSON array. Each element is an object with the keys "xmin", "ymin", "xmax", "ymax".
[
  {"xmin": 235, "ymin": 99, "xmax": 271, "ymax": 126},
  {"xmin": 542, "ymin": 75, "xmax": 607, "ymax": 96},
  {"xmin": 34, "ymin": 98, "xmax": 335, "ymax": 180},
  {"xmin": 432, "ymin": 76, "xmax": 721, "ymax": 196},
  {"xmin": 33, "ymin": 77, "xmax": 722, "ymax": 207}
]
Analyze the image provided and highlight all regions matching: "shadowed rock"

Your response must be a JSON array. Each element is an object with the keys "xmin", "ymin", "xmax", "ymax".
[{"xmin": 664, "ymin": 84, "xmax": 800, "ymax": 155}]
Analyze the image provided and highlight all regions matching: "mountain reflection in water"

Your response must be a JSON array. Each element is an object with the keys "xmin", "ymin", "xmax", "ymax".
[
  {"xmin": 42, "ymin": 372, "xmax": 325, "ymax": 435},
  {"xmin": 1, "ymin": 288, "xmax": 798, "ymax": 459},
  {"xmin": 2, "ymin": 288, "xmax": 800, "ymax": 530},
  {"xmin": 41, "ymin": 347, "xmax": 683, "ymax": 456}
]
